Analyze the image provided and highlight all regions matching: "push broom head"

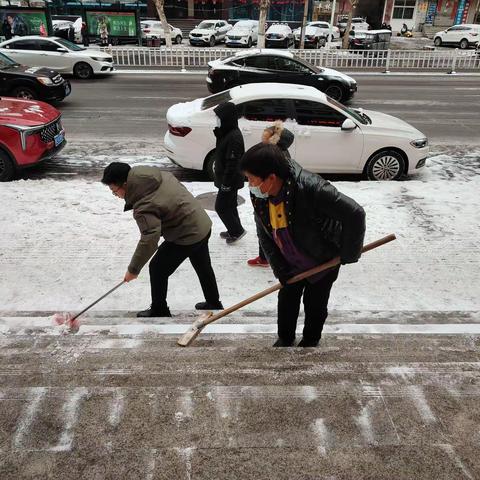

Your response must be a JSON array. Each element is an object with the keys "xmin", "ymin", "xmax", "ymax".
[{"xmin": 177, "ymin": 312, "xmax": 213, "ymax": 347}]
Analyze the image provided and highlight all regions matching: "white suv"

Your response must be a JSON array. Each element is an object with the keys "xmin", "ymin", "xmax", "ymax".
[
  {"xmin": 434, "ymin": 24, "xmax": 480, "ymax": 49},
  {"xmin": 265, "ymin": 24, "xmax": 294, "ymax": 48},
  {"xmin": 189, "ymin": 20, "xmax": 232, "ymax": 47},
  {"xmin": 141, "ymin": 21, "xmax": 183, "ymax": 45}
]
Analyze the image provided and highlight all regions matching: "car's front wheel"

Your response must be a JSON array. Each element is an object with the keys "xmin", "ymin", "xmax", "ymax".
[
  {"xmin": 247, "ymin": 37, "xmax": 252, "ymax": 48},
  {"xmin": 12, "ymin": 86, "xmax": 37, "ymax": 100},
  {"xmin": 175, "ymin": 35, "xmax": 182, "ymax": 44},
  {"xmin": 459, "ymin": 38, "xmax": 469, "ymax": 49},
  {"xmin": 324, "ymin": 83, "xmax": 345, "ymax": 102},
  {"xmin": 366, "ymin": 150, "xmax": 405, "ymax": 181},
  {"xmin": 434, "ymin": 37, "xmax": 442, "ymax": 47},
  {"xmin": 0, "ymin": 150, "xmax": 15, "ymax": 182},
  {"xmin": 74, "ymin": 62, "xmax": 94, "ymax": 79},
  {"xmin": 209, "ymin": 36, "xmax": 216, "ymax": 47}
]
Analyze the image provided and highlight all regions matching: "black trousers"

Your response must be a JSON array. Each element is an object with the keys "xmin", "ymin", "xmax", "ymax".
[
  {"xmin": 215, "ymin": 188, "xmax": 244, "ymax": 237},
  {"xmin": 277, "ymin": 266, "xmax": 340, "ymax": 343},
  {"xmin": 149, "ymin": 230, "xmax": 220, "ymax": 312}
]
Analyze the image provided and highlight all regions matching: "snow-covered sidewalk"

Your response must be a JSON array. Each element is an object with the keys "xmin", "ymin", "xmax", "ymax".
[{"xmin": 1, "ymin": 156, "xmax": 479, "ymax": 315}]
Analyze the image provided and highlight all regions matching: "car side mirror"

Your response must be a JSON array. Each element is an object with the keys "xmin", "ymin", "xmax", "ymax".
[
  {"xmin": 341, "ymin": 119, "xmax": 357, "ymax": 131},
  {"xmin": 57, "ymin": 47, "xmax": 68, "ymax": 53}
]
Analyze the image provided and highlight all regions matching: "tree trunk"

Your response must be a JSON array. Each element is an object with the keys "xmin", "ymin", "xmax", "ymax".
[
  {"xmin": 299, "ymin": 0, "xmax": 309, "ymax": 49},
  {"xmin": 257, "ymin": 0, "xmax": 270, "ymax": 49},
  {"xmin": 342, "ymin": 0, "xmax": 358, "ymax": 50},
  {"xmin": 152, "ymin": 0, "xmax": 172, "ymax": 48}
]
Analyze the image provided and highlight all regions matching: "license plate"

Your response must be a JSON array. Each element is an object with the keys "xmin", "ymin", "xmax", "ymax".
[{"xmin": 54, "ymin": 131, "xmax": 64, "ymax": 147}]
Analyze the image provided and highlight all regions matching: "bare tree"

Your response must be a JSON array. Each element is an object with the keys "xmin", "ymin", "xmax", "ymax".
[
  {"xmin": 152, "ymin": 0, "xmax": 172, "ymax": 47},
  {"xmin": 342, "ymin": 0, "xmax": 358, "ymax": 49},
  {"xmin": 257, "ymin": 0, "xmax": 270, "ymax": 49}
]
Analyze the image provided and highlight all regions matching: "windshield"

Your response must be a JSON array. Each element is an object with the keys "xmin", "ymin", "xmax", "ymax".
[
  {"xmin": 198, "ymin": 21, "xmax": 216, "ymax": 29},
  {"xmin": 235, "ymin": 21, "xmax": 252, "ymax": 28},
  {"xmin": 55, "ymin": 38, "xmax": 85, "ymax": 51},
  {"xmin": 327, "ymin": 97, "xmax": 370, "ymax": 125},
  {"xmin": 201, "ymin": 90, "xmax": 232, "ymax": 110},
  {"xmin": 0, "ymin": 52, "xmax": 18, "ymax": 68}
]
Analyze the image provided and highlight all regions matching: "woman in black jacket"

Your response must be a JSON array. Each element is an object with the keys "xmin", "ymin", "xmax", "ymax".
[{"xmin": 213, "ymin": 102, "xmax": 246, "ymax": 244}]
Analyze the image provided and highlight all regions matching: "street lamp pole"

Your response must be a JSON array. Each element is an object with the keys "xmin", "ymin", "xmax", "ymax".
[{"xmin": 327, "ymin": 0, "xmax": 336, "ymax": 49}]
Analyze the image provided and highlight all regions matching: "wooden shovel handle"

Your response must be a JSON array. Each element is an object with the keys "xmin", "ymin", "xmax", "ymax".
[{"xmin": 200, "ymin": 234, "xmax": 396, "ymax": 328}]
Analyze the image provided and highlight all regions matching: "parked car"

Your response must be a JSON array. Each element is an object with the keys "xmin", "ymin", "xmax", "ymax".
[
  {"xmin": 293, "ymin": 25, "xmax": 326, "ymax": 48},
  {"xmin": 189, "ymin": 20, "xmax": 232, "ymax": 47},
  {"xmin": 0, "ymin": 51, "xmax": 71, "ymax": 102},
  {"xmin": 434, "ymin": 24, "xmax": 480, "ymax": 49},
  {"xmin": 0, "ymin": 36, "xmax": 114, "ymax": 79},
  {"xmin": 165, "ymin": 83, "xmax": 428, "ymax": 181},
  {"xmin": 337, "ymin": 17, "xmax": 370, "ymax": 36},
  {"xmin": 140, "ymin": 21, "xmax": 183, "ymax": 44},
  {"xmin": 307, "ymin": 21, "xmax": 341, "ymax": 41},
  {"xmin": 225, "ymin": 20, "xmax": 258, "ymax": 48},
  {"xmin": 349, "ymin": 29, "xmax": 392, "ymax": 50},
  {"xmin": 206, "ymin": 50, "xmax": 357, "ymax": 102},
  {"xmin": 265, "ymin": 23, "xmax": 294, "ymax": 48},
  {"xmin": 0, "ymin": 97, "xmax": 66, "ymax": 181},
  {"xmin": 52, "ymin": 15, "xmax": 82, "ymax": 43}
]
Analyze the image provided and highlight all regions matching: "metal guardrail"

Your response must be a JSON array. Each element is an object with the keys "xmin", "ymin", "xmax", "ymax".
[{"xmin": 103, "ymin": 47, "xmax": 480, "ymax": 73}]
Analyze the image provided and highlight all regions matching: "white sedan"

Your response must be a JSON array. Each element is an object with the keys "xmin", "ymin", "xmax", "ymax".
[
  {"xmin": 226, "ymin": 20, "xmax": 258, "ymax": 48},
  {"xmin": 0, "ymin": 36, "xmax": 113, "ymax": 79},
  {"xmin": 164, "ymin": 83, "xmax": 429, "ymax": 181}
]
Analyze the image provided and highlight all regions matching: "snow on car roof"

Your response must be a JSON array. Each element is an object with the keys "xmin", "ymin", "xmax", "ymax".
[
  {"xmin": 267, "ymin": 24, "xmax": 291, "ymax": 32},
  {"xmin": 232, "ymin": 48, "xmax": 293, "ymax": 59},
  {"xmin": 229, "ymin": 82, "xmax": 326, "ymax": 103}
]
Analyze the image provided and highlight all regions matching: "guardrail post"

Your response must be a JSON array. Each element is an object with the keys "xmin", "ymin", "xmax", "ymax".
[
  {"xmin": 383, "ymin": 49, "xmax": 391, "ymax": 74},
  {"xmin": 181, "ymin": 48, "xmax": 186, "ymax": 73},
  {"xmin": 448, "ymin": 48, "xmax": 458, "ymax": 74}
]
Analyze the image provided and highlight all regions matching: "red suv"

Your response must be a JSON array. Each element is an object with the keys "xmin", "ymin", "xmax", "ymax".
[{"xmin": 0, "ymin": 97, "xmax": 66, "ymax": 181}]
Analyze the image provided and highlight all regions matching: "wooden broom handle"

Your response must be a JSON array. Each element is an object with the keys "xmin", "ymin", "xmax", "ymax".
[{"xmin": 201, "ymin": 234, "xmax": 396, "ymax": 328}]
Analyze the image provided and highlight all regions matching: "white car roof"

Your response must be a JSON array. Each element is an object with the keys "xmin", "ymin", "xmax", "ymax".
[
  {"xmin": 267, "ymin": 24, "xmax": 291, "ymax": 33},
  {"xmin": 235, "ymin": 20, "xmax": 258, "ymax": 26},
  {"xmin": 229, "ymin": 82, "xmax": 326, "ymax": 103},
  {"xmin": 1, "ymin": 35, "xmax": 61, "ymax": 44},
  {"xmin": 231, "ymin": 48, "xmax": 294, "ymax": 59}
]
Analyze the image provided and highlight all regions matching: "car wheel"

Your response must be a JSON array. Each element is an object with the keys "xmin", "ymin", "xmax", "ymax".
[
  {"xmin": 175, "ymin": 35, "xmax": 182, "ymax": 44},
  {"xmin": 366, "ymin": 150, "xmax": 405, "ymax": 181},
  {"xmin": 74, "ymin": 62, "xmax": 94, "ymax": 79},
  {"xmin": 209, "ymin": 36, "xmax": 215, "ymax": 47},
  {"xmin": 0, "ymin": 150, "xmax": 15, "ymax": 182},
  {"xmin": 434, "ymin": 37, "xmax": 442, "ymax": 47},
  {"xmin": 12, "ymin": 86, "xmax": 37, "ymax": 100},
  {"xmin": 204, "ymin": 150, "xmax": 216, "ymax": 181},
  {"xmin": 324, "ymin": 83, "xmax": 345, "ymax": 102},
  {"xmin": 247, "ymin": 37, "xmax": 252, "ymax": 48},
  {"xmin": 459, "ymin": 38, "xmax": 469, "ymax": 50}
]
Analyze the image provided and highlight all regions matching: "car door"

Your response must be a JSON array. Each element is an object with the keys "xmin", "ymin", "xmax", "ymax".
[
  {"xmin": 35, "ymin": 39, "xmax": 70, "ymax": 71},
  {"xmin": 236, "ymin": 98, "xmax": 296, "ymax": 155},
  {"xmin": 445, "ymin": 26, "xmax": 461, "ymax": 44},
  {"xmin": 292, "ymin": 99, "xmax": 364, "ymax": 173},
  {"xmin": 216, "ymin": 22, "xmax": 225, "ymax": 40},
  {"xmin": 271, "ymin": 57, "xmax": 315, "ymax": 87},
  {"xmin": 1, "ymin": 39, "xmax": 39, "ymax": 65}
]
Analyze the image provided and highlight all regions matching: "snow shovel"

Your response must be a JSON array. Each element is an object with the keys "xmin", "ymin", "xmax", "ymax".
[
  {"xmin": 52, "ymin": 280, "xmax": 125, "ymax": 333},
  {"xmin": 177, "ymin": 234, "xmax": 396, "ymax": 347}
]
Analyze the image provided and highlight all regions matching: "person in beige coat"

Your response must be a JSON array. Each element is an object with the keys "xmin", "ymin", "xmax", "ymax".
[{"xmin": 101, "ymin": 162, "xmax": 223, "ymax": 317}]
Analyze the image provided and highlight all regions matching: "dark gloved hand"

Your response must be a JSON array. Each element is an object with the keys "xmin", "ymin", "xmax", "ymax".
[
  {"xmin": 220, "ymin": 184, "xmax": 231, "ymax": 192},
  {"xmin": 278, "ymin": 273, "xmax": 292, "ymax": 287}
]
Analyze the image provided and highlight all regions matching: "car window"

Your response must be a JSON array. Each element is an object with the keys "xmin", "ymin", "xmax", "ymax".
[
  {"xmin": 294, "ymin": 100, "xmax": 346, "ymax": 127},
  {"xmin": 244, "ymin": 56, "xmax": 275, "ymax": 69},
  {"xmin": 201, "ymin": 90, "xmax": 232, "ymax": 110},
  {"xmin": 273, "ymin": 57, "xmax": 311, "ymax": 74},
  {"xmin": 36, "ymin": 40, "xmax": 60, "ymax": 52},
  {"xmin": 239, "ymin": 99, "xmax": 291, "ymax": 122},
  {"xmin": 228, "ymin": 58, "xmax": 245, "ymax": 67},
  {"xmin": 6, "ymin": 39, "xmax": 39, "ymax": 50}
]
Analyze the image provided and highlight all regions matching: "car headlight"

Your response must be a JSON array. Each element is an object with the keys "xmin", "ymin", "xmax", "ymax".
[
  {"xmin": 90, "ymin": 57, "xmax": 107, "ymax": 62},
  {"xmin": 410, "ymin": 138, "xmax": 428, "ymax": 148},
  {"xmin": 37, "ymin": 76, "xmax": 54, "ymax": 86}
]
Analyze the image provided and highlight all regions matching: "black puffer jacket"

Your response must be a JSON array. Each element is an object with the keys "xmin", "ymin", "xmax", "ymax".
[
  {"xmin": 213, "ymin": 102, "xmax": 245, "ymax": 190},
  {"xmin": 253, "ymin": 161, "xmax": 366, "ymax": 281}
]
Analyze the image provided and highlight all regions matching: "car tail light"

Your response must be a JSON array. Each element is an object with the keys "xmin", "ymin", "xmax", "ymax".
[
  {"xmin": 471, "ymin": 32, "xmax": 478, "ymax": 36},
  {"xmin": 143, "ymin": 29, "xmax": 150, "ymax": 33},
  {"xmin": 169, "ymin": 124, "xmax": 192, "ymax": 137}
]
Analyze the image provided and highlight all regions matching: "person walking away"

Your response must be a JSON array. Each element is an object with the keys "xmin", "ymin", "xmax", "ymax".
[
  {"xmin": 241, "ymin": 144, "xmax": 366, "ymax": 347},
  {"xmin": 81, "ymin": 22, "xmax": 90, "ymax": 46},
  {"xmin": 213, "ymin": 102, "xmax": 246, "ymax": 244},
  {"xmin": 101, "ymin": 162, "xmax": 223, "ymax": 317},
  {"xmin": 247, "ymin": 121, "xmax": 294, "ymax": 268}
]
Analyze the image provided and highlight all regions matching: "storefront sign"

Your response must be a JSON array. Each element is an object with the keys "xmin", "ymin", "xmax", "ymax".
[
  {"xmin": 454, "ymin": 0, "xmax": 470, "ymax": 24},
  {"xmin": 425, "ymin": 0, "xmax": 438, "ymax": 24}
]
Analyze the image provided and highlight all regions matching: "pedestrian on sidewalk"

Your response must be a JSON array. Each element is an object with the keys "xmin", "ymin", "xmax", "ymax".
[
  {"xmin": 101, "ymin": 162, "xmax": 223, "ymax": 317},
  {"xmin": 213, "ymin": 102, "xmax": 247, "ymax": 244},
  {"xmin": 240, "ymin": 144, "xmax": 366, "ymax": 347},
  {"xmin": 248, "ymin": 121, "xmax": 294, "ymax": 268}
]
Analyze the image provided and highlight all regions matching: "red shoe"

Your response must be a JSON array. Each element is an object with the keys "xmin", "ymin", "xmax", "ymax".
[{"xmin": 247, "ymin": 256, "xmax": 269, "ymax": 267}]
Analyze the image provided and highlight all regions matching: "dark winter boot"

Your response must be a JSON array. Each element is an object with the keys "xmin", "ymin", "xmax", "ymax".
[
  {"xmin": 273, "ymin": 337, "xmax": 295, "ymax": 347},
  {"xmin": 297, "ymin": 338, "xmax": 320, "ymax": 348},
  {"xmin": 195, "ymin": 301, "xmax": 224, "ymax": 310},
  {"xmin": 137, "ymin": 307, "xmax": 172, "ymax": 318},
  {"xmin": 219, "ymin": 231, "xmax": 230, "ymax": 239}
]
